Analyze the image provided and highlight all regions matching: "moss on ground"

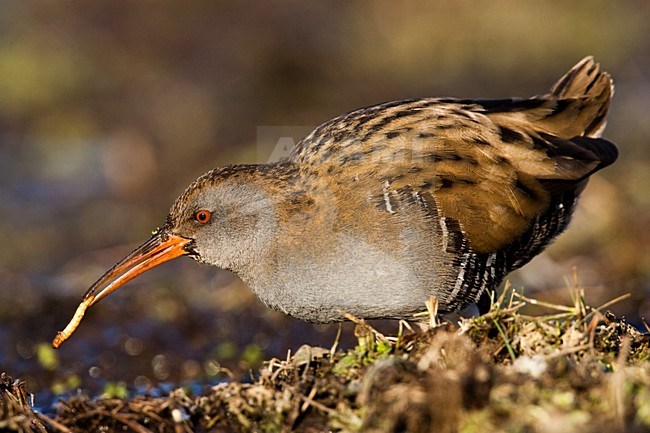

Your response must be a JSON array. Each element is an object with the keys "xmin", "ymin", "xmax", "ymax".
[{"xmin": 2, "ymin": 285, "xmax": 649, "ymax": 433}]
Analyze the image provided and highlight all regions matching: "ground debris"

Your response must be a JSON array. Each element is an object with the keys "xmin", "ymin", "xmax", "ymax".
[
  {"xmin": 1, "ymin": 372, "xmax": 50, "ymax": 432},
  {"xmin": 3, "ymin": 288, "xmax": 650, "ymax": 432}
]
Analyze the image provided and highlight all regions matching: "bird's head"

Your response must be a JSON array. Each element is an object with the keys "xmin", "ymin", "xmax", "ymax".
[{"xmin": 80, "ymin": 165, "xmax": 281, "ymax": 309}]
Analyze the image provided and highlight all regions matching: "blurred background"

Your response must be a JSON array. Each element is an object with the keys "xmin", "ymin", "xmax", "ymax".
[{"xmin": 0, "ymin": 1, "xmax": 648, "ymax": 403}]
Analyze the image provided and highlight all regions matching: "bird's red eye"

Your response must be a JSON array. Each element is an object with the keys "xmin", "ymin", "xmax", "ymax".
[{"xmin": 194, "ymin": 210, "xmax": 211, "ymax": 223}]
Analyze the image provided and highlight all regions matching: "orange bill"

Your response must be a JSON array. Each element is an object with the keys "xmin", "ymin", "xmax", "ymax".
[{"xmin": 52, "ymin": 231, "xmax": 192, "ymax": 348}]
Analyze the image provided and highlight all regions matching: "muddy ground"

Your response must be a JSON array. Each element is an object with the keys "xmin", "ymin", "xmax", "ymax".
[{"xmin": 2, "ymin": 287, "xmax": 649, "ymax": 433}]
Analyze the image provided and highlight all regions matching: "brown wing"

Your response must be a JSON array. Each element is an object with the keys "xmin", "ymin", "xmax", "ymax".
[{"xmin": 290, "ymin": 58, "xmax": 617, "ymax": 254}]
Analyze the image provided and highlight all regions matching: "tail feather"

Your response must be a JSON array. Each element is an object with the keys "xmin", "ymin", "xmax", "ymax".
[
  {"xmin": 488, "ymin": 57, "xmax": 614, "ymax": 140},
  {"xmin": 534, "ymin": 59, "xmax": 618, "ymax": 190},
  {"xmin": 546, "ymin": 56, "xmax": 614, "ymax": 138},
  {"xmin": 487, "ymin": 58, "xmax": 618, "ymax": 187}
]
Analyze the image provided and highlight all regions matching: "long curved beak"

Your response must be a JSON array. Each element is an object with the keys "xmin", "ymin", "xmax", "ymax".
[{"xmin": 52, "ymin": 231, "xmax": 192, "ymax": 348}]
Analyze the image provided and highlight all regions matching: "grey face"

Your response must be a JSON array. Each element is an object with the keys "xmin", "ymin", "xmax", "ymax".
[{"xmin": 169, "ymin": 181, "xmax": 279, "ymax": 272}]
